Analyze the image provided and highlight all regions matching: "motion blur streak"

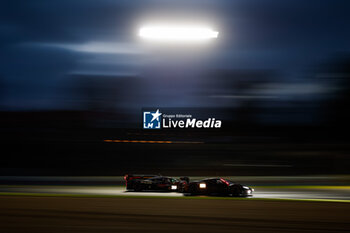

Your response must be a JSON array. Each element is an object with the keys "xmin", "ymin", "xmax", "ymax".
[
  {"xmin": 139, "ymin": 26, "xmax": 218, "ymax": 41},
  {"xmin": 1, "ymin": 1, "xmax": 350, "ymax": 232},
  {"xmin": 0, "ymin": 196, "xmax": 349, "ymax": 233},
  {"xmin": 104, "ymin": 139, "xmax": 204, "ymax": 144},
  {"xmin": 104, "ymin": 139, "xmax": 172, "ymax": 143}
]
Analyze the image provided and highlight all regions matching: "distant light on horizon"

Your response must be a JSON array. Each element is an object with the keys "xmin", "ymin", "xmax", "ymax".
[{"xmin": 139, "ymin": 25, "xmax": 219, "ymax": 42}]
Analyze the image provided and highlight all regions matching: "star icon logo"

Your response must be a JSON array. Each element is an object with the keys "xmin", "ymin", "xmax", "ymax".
[{"xmin": 151, "ymin": 109, "xmax": 162, "ymax": 122}]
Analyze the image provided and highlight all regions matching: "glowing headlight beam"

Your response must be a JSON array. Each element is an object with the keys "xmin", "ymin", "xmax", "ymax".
[{"xmin": 139, "ymin": 26, "xmax": 219, "ymax": 41}]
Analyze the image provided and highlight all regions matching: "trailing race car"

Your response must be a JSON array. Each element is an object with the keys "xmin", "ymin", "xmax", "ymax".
[
  {"xmin": 179, "ymin": 178, "xmax": 254, "ymax": 197},
  {"xmin": 124, "ymin": 174, "xmax": 189, "ymax": 192},
  {"xmin": 124, "ymin": 174, "xmax": 158, "ymax": 190}
]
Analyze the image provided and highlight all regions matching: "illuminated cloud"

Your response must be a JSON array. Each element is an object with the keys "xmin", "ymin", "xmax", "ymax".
[{"xmin": 24, "ymin": 42, "xmax": 144, "ymax": 54}]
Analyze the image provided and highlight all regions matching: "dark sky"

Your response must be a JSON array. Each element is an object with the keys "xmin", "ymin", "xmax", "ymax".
[{"xmin": 0, "ymin": 0, "xmax": 349, "ymax": 110}]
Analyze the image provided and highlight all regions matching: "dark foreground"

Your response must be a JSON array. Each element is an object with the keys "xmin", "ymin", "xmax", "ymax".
[{"xmin": 0, "ymin": 196, "xmax": 349, "ymax": 233}]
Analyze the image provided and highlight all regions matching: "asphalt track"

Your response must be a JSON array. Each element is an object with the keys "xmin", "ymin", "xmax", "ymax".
[
  {"xmin": 0, "ymin": 195, "xmax": 349, "ymax": 233},
  {"xmin": 1, "ymin": 185, "xmax": 349, "ymax": 232},
  {"xmin": 0, "ymin": 185, "xmax": 349, "ymax": 201}
]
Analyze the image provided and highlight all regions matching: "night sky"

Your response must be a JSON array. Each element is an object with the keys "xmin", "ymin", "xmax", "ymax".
[{"xmin": 1, "ymin": 0, "xmax": 349, "ymax": 110}]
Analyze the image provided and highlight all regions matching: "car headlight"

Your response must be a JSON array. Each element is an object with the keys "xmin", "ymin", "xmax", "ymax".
[
  {"xmin": 247, "ymin": 190, "xmax": 252, "ymax": 194},
  {"xmin": 171, "ymin": 185, "xmax": 177, "ymax": 190},
  {"xmin": 199, "ymin": 183, "xmax": 206, "ymax": 189}
]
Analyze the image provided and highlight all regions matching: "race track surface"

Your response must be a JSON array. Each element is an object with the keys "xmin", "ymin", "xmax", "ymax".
[
  {"xmin": 1, "ymin": 185, "xmax": 350, "ymax": 201},
  {"xmin": 0, "ymin": 196, "xmax": 349, "ymax": 233}
]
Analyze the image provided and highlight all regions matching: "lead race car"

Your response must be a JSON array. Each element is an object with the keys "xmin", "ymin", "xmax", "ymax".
[
  {"xmin": 179, "ymin": 177, "xmax": 254, "ymax": 197},
  {"xmin": 124, "ymin": 174, "xmax": 189, "ymax": 192}
]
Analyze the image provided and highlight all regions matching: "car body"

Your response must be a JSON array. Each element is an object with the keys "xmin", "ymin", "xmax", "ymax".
[
  {"xmin": 180, "ymin": 178, "xmax": 254, "ymax": 197},
  {"xmin": 124, "ymin": 174, "xmax": 188, "ymax": 192},
  {"xmin": 124, "ymin": 174, "xmax": 158, "ymax": 190}
]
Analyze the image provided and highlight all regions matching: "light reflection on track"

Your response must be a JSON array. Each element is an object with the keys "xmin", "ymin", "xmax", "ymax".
[{"xmin": 0, "ymin": 186, "xmax": 349, "ymax": 201}]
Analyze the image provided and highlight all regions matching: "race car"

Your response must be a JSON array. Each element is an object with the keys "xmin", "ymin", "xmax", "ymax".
[
  {"xmin": 179, "ymin": 177, "xmax": 254, "ymax": 197},
  {"xmin": 124, "ymin": 174, "xmax": 189, "ymax": 192},
  {"xmin": 124, "ymin": 174, "xmax": 158, "ymax": 190}
]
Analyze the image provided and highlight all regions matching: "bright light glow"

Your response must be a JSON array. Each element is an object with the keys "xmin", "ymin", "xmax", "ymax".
[
  {"xmin": 171, "ymin": 185, "xmax": 177, "ymax": 190},
  {"xmin": 139, "ymin": 26, "xmax": 218, "ymax": 41},
  {"xmin": 199, "ymin": 183, "xmax": 206, "ymax": 189}
]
